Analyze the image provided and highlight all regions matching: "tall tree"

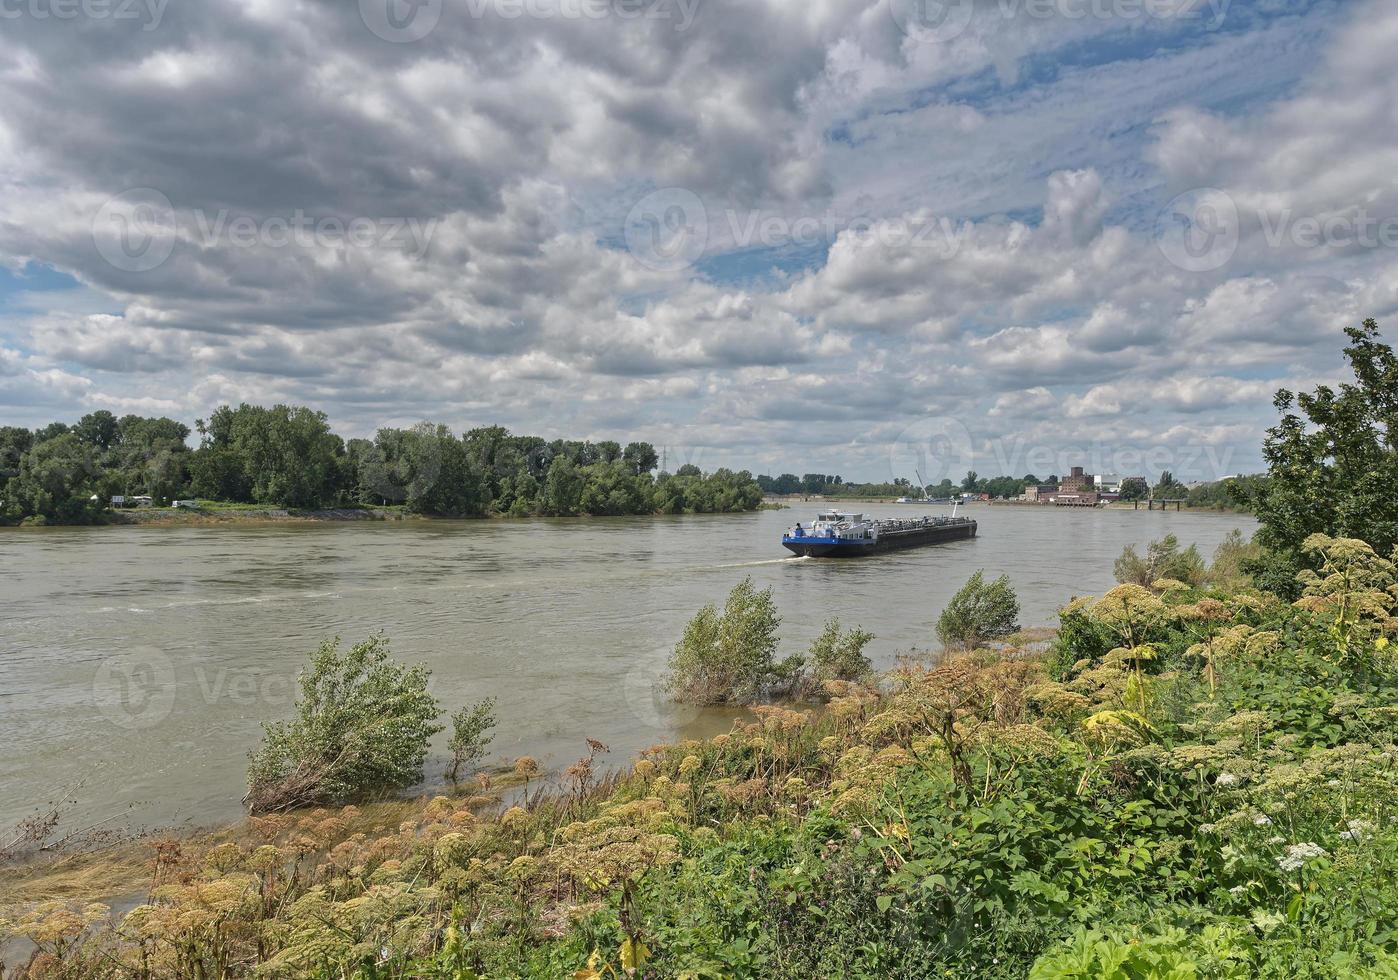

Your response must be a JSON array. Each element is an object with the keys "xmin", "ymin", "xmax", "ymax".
[
  {"xmin": 542, "ymin": 455, "xmax": 584, "ymax": 515},
  {"xmin": 0, "ymin": 426, "xmax": 33, "ymax": 497},
  {"xmin": 1119, "ymin": 477, "xmax": 1149, "ymax": 501},
  {"xmin": 1238, "ymin": 318, "xmax": 1398, "ymax": 596},
  {"xmin": 74, "ymin": 410, "xmax": 121, "ymax": 450},
  {"xmin": 622, "ymin": 441, "xmax": 659, "ymax": 476},
  {"xmin": 2, "ymin": 433, "xmax": 108, "ymax": 523}
]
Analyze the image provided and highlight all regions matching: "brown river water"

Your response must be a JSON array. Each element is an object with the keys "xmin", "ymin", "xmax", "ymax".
[{"xmin": 1, "ymin": 504, "xmax": 1252, "ymax": 834}]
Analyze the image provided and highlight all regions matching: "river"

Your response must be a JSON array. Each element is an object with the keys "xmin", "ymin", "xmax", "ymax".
[{"xmin": 1, "ymin": 504, "xmax": 1252, "ymax": 833}]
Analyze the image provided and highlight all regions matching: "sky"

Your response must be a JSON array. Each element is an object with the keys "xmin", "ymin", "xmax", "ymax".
[{"xmin": 0, "ymin": 0, "xmax": 1394, "ymax": 484}]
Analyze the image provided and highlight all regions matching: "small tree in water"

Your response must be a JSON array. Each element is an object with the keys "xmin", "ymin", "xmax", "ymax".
[
  {"xmin": 245, "ymin": 634, "xmax": 441, "ymax": 813},
  {"xmin": 792, "ymin": 618, "xmax": 875, "ymax": 699},
  {"xmin": 936, "ymin": 570, "xmax": 1021, "ymax": 649},
  {"xmin": 808, "ymin": 618, "xmax": 874, "ymax": 683},
  {"xmin": 446, "ymin": 696, "xmax": 497, "ymax": 783},
  {"xmin": 1113, "ymin": 534, "xmax": 1205, "ymax": 589},
  {"xmin": 665, "ymin": 576, "xmax": 799, "ymax": 704}
]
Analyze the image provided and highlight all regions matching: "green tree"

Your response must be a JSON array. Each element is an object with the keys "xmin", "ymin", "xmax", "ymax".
[
  {"xmin": 245, "ymin": 634, "xmax": 442, "ymax": 813},
  {"xmin": 1113, "ymin": 534, "xmax": 1205, "ymax": 588},
  {"xmin": 935, "ymin": 570, "xmax": 1021, "ymax": 649},
  {"xmin": 1233, "ymin": 318, "xmax": 1398, "ymax": 596},
  {"xmin": 542, "ymin": 455, "xmax": 584, "ymax": 515},
  {"xmin": 356, "ymin": 424, "xmax": 487, "ymax": 515},
  {"xmin": 665, "ymin": 577, "xmax": 797, "ymax": 704},
  {"xmin": 1118, "ymin": 477, "xmax": 1149, "ymax": 501},
  {"xmin": 0, "ymin": 426, "xmax": 33, "ymax": 499},
  {"xmin": 33, "ymin": 421, "xmax": 69, "ymax": 444},
  {"xmin": 1206, "ymin": 528, "xmax": 1261, "ymax": 590},
  {"xmin": 2, "ymin": 432, "xmax": 108, "ymax": 523},
  {"xmin": 1152, "ymin": 470, "xmax": 1188, "ymax": 499},
  {"xmin": 73, "ymin": 410, "xmax": 120, "ymax": 450},
  {"xmin": 201, "ymin": 403, "xmax": 345, "ymax": 508},
  {"xmin": 446, "ymin": 696, "xmax": 497, "ymax": 783},
  {"xmin": 106, "ymin": 415, "xmax": 191, "ymax": 502},
  {"xmin": 622, "ymin": 441, "xmax": 659, "ymax": 476},
  {"xmin": 805, "ymin": 618, "xmax": 875, "ymax": 685},
  {"xmin": 579, "ymin": 459, "xmax": 650, "ymax": 515},
  {"xmin": 188, "ymin": 444, "xmax": 252, "ymax": 502}
]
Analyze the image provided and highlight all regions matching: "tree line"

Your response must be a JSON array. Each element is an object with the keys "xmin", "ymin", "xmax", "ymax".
[
  {"xmin": 0, "ymin": 405, "xmax": 764, "ymax": 524},
  {"xmin": 756, "ymin": 468, "xmax": 1258, "ymax": 505}
]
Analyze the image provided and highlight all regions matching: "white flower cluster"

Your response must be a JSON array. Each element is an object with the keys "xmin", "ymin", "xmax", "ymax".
[
  {"xmin": 1253, "ymin": 814, "xmax": 1272, "ymax": 827},
  {"xmin": 1216, "ymin": 773, "xmax": 1239, "ymax": 787},
  {"xmin": 1277, "ymin": 842, "xmax": 1328, "ymax": 872},
  {"xmin": 1339, "ymin": 818, "xmax": 1375, "ymax": 842}
]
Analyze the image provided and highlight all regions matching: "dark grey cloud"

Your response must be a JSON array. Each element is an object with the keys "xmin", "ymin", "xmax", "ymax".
[{"xmin": 0, "ymin": 0, "xmax": 1390, "ymax": 482}]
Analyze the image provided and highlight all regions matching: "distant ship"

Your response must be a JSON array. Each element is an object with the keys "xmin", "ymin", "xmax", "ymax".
[{"xmin": 782, "ymin": 509, "xmax": 977, "ymax": 558}]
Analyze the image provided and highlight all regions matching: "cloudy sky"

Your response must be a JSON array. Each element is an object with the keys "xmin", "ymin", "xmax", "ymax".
[{"xmin": 0, "ymin": 0, "xmax": 1393, "ymax": 483}]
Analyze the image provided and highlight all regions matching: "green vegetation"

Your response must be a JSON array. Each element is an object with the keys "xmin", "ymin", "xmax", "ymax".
[
  {"xmin": 0, "ymin": 406, "xmax": 762, "ymax": 524},
  {"xmin": 1234, "ymin": 317, "xmax": 1398, "ymax": 597},
  {"xmin": 1115, "ymin": 531, "xmax": 1265, "ymax": 593},
  {"xmin": 804, "ymin": 618, "xmax": 875, "ymax": 686},
  {"xmin": 244, "ymin": 635, "xmax": 442, "ymax": 814},
  {"xmin": 936, "ymin": 569, "xmax": 1022, "ymax": 648},
  {"xmin": 1113, "ymin": 533, "xmax": 1205, "ymax": 588},
  {"xmin": 663, "ymin": 577, "xmax": 803, "ymax": 704},
  {"xmin": 663, "ymin": 582, "xmax": 879, "ymax": 705},
  {"xmin": 758, "ymin": 471, "xmax": 1034, "ymax": 499},
  {"xmin": 1119, "ymin": 476, "xmax": 1149, "ymax": 501},
  {"xmin": 446, "ymin": 698, "xmax": 498, "ymax": 784},
  {"xmin": 1187, "ymin": 474, "xmax": 1266, "ymax": 512},
  {"xmin": 1152, "ymin": 469, "xmax": 1190, "ymax": 499}
]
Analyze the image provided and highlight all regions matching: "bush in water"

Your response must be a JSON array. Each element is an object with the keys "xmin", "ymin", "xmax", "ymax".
[
  {"xmin": 245, "ymin": 634, "xmax": 441, "ymax": 813},
  {"xmin": 936, "ymin": 569, "xmax": 1021, "ymax": 649}
]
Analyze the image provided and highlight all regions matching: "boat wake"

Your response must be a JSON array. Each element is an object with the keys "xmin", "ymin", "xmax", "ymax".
[{"xmin": 714, "ymin": 556, "xmax": 809, "ymax": 569}]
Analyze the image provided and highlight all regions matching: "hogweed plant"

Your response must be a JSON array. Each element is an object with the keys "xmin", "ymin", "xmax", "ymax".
[{"xmin": 1293, "ymin": 533, "xmax": 1398, "ymax": 672}]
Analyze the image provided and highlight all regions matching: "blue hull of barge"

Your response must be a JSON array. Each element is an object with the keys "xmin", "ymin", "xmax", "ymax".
[{"xmin": 782, "ymin": 518, "xmax": 977, "ymax": 558}]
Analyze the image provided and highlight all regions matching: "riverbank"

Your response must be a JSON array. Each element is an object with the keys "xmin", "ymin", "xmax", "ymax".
[
  {"xmin": 6, "ymin": 547, "xmax": 1398, "ymax": 976},
  {"xmin": 10, "ymin": 502, "xmax": 769, "ymax": 528},
  {"xmin": 108, "ymin": 506, "xmax": 408, "ymax": 525}
]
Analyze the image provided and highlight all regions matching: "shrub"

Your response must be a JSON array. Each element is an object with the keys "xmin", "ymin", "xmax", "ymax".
[
  {"xmin": 1206, "ymin": 528, "xmax": 1262, "ymax": 590},
  {"xmin": 1029, "ymin": 925, "xmax": 1252, "ymax": 979},
  {"xmin": 1113, "ymin": 534, "xmax": 1205, "ymax": 588},
  {"xmin": 806, "ymin": 618, "xmax": 874, "ymax": 685},
  {"xmin": 936, "ymin": 570, "xmax": 1021, "ymax": 648},
  {"xmin": 245, "ymin": 634, "xmax": 441, "ymax": 813},
  {"xmin": 665, "ymin": 576, "xmax": 799, "ymax": 704},
  {"xmin": 446, "ymin": 696, "xmax": 497, "ymax": 783}
]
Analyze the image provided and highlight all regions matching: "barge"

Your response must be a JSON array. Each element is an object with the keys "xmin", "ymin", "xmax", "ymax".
[{"xmin": 782, "ymin": 509, "xmax": 977, "ymax": 558}]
